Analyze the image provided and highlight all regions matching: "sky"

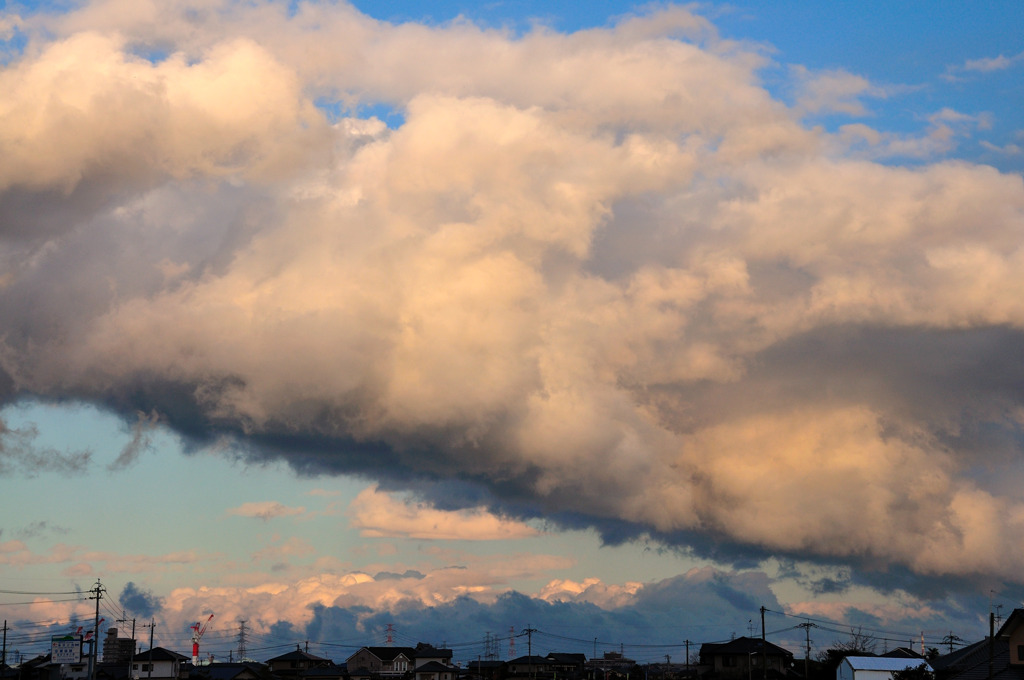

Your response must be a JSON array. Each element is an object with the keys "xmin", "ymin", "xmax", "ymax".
[{"xmin": 1, "ymin": 0, "xmax": 1024, "ymax": 668}]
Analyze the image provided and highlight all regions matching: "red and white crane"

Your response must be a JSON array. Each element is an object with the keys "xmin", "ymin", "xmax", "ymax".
[{"xmin": 190, "ymin": 614, "xmax": 214, "ymax": 665}]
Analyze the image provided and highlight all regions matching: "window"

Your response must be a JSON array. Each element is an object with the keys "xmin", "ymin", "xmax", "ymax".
[
  {"xmin": 1018, "ymin": 645, "xmax": 1024, "ymax": 662},
  {"xmin": 723, "ymin": 657, "xmax": 738, "ymax": 667}
]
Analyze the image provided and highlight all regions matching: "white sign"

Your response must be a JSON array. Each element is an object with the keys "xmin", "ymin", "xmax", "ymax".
[{"xmin": 52, "ymin": 635, "xmax": 82, "ymax": 664}]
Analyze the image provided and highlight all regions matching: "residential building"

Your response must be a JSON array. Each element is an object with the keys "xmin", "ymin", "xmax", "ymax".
[
  {"xmin": 837, "ymin": 657, "xmax": 932, "ymax": 680},
  {"xmin": 698, "ymin": 637, "xmax": 794, "ymax": 680},
  {"xmin": 104, "ymin": 629, "xmax": 137, "ymax": 665},
  {"xmin": 507, "ymin": 656, "xmax": 554, "ymax": 680},
  {"xmin": 131, "ymin": 648, "xmax": 188, "ymax": 680},
  {"xmin": 932, "ymin": 609, "xmax": 1024, "ymax": 680},
  {"xmin": 265, "ymin": 648, "xmax": 333, "ymax": 679},
  {"xmin": 187, "ymin": 662, "xmax": 277, "ymax": 680},
  {"xmin": 464, "ymin": 659, "xmax": 503, "ymax": 680},
  {"xmin": 547, "ymin": 653, "xmax": 586, "ymax": 680},
  {"xmin": 346, "ymin": 647, "xmax": 416, "ymax": 680},
  {"xmin": 585, "ymin": 652, "xmax": 635, "ymax": 680}
]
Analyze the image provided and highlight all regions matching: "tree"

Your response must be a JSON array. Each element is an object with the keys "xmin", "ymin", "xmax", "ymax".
[
  {"xmin": 833, "ymin": 627, "xmax": 878, "ymax": 656},
  {"xmin": 892, "ymin": 665, "xmax": 934, "ymax": 680}
]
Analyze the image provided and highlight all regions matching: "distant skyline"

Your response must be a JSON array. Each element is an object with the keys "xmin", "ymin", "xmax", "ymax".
[{"xmin": 1, "ymin": 0, "xmax": 1023, "ymax": 666}]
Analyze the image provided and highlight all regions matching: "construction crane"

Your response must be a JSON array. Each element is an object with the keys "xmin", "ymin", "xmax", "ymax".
[{"xmin": 190, "ymin": 614, "xmax": 214, "ymax": 665}]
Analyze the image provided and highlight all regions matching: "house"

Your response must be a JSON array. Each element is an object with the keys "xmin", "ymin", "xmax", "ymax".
[
  {"xmin": 346, "ymin": 647, "xmax": 416, "ymax": 680},
  {"xmin": 411, "ymin": 644, "xmax": 457, "ymax": 680},
  {"xmin": 699, "ymin": 637, "xmax": 794, "ymax": 680},
  {"xmin": 13, "ymin": 655, "xmax": 58, "ymax": 680},
  {"xmin": 414, "ymin": 661, "xmax": 457, "ymax": 680},
  {"xmin": 507, "ymin": 656, "xmax": 555, "ymax": 680},
  {"xmin": 585, "ymin": 652, "xmax": 636, "ymax": 680},
  {"xmin": 837, "ymin": 657, "xmax": 932, "ymax": 680},
  {"xmin": 95, "ymin": 662, "xmax": 133, "ymax": 680},
  {"xmin": 131, "ymin": 648, "xmax": 189, "ymax": 680},
  {"xmin": 464, "ymin": 659, "xmax": 503, "ymax": 680},
  {"xmin": 188, "ymin": 662, "xmax": 277, "ymax": 680},
  {"xmin": 932, "ymin": 609, "xmax": 1024, "ymax": 680},
  {"xmin": 266, "ymin": 648, "xmax": 334, "ymax": 678},
  {"xmin": 546, "ymin": 653, "xmax": 586, "ymax": 680}
]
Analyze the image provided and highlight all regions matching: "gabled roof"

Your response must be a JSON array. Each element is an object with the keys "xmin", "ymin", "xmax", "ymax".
[
  {"xmin": 841, "ymin": 657, "xmax": 931, "ymax": 672},
  {"xmin": 700, "ymin": 637, "xmax": 793, "ymax": 658},
  {"xmin": 415, "ymin": 662, "xmax": 454, "ymax": 673},
  {"xmin": 998, "ymin": 610, "xmax": 1024, "ymax": 639},
  {"xmin": 267, "ymin": 649, "xmax": 331, "ymax": 664},
  {"xmin": 509, "ymin": 656, "xmax": 552, "ymax": 665},
  {"xmin": 881, "ymin": 649, "xmax": 923, "ymax": 659},
  {"xmin": 353, "ymin": 647, "xmax": 416, "ymax": 663},
  {"xmin": 135, "ymin": 648, "xmax": 189, "ymax": 662}
]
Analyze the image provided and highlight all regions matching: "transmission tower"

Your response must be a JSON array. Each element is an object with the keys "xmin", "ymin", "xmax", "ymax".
[
  {"xmin": 385, "ymin": 624, "xmax": 394, "ymax": 646},
  {"xmin": 508, "ymin": 627, "xmax": 515, "ymax": 659},
  {"xmin": 237, "ymin": 620, "xmax": 248, "ymax": 660}
]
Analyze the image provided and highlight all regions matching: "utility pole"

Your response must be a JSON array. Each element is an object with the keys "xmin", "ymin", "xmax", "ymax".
[
  {"xmin": 685, "ymin": 640, "xmax": 690, "ymax": 678},
  {"xmin": 798, "ymin": 622, "xmax": 814, "ymax": 680},
  {"xmin": 942, "ymin": 632, "xmax": 963, "ymax": 654},
  {"xmin": 522, "ymin": 626, "xmax": 537, "ymax": 680},
  {"xmin": 142, "ymin": 619, "xmax": 156, "ymax": 680},
  {"xmin": 117, "ymin": 614, "xmax": 137, "ymax": 680},
  {"xmin": 89, "ymin": 580, "xmax": 106, "ymax": 680},
  {"xmin": 2, "ymin": 620, "xmax": 7, "ymax": 671},
  {"xmin": 760, "ymin": 607, "xmax": 767, "ymax": 680}
]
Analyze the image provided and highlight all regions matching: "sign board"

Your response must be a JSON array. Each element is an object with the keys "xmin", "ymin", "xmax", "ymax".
[{"xmin": 51, "ymin": 635, "xmax": 82, "ymax": 664}]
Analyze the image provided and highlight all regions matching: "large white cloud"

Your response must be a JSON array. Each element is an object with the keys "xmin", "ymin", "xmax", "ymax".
[{"xmin": 3, "ymin": 1, "xmax": 1024, "ymax": 592}]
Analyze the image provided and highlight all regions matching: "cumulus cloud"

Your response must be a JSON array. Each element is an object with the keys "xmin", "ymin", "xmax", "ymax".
[
  {"xmin": 120, "ymin": 581, "xmax": 164, "ymax": 618},
  {"xmin": 227, "ymin": 502, "xmax": 306, "ymax": 521},
  {"xmin": 349, "ymin": 485, "xmax": 540, "ymax": 540},
  {"xmin": 150, "ymin": 563, "xmax": 976, "ymax": 657},
  {"xmin": 538, "ymin": 577, "xmax": 642, "ymax": 608},
  {"xmin": 2, "ymin": 0, "xmax": 1024, "ymax": 601}
]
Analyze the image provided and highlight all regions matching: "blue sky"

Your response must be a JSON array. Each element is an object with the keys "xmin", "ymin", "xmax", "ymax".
[{"xmin": 1, "ymin": 0, "xmax": 1023, "ymax": 667}]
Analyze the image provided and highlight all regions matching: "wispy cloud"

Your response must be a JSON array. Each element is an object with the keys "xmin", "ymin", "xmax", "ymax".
[
  {"xmin": 227, "ymin": 502, "xmax": 306, "ymax": 521},
  {"xmin": 107, "ymin": 409, "xmax": 160, "ymax": 471},
  {"xmin": 943, "ymin": 50, "xmax": 1024, "ymax": 80},
  {"xmin": 0, "ymin": 418, "xmax": 92, "ymax": 476},
  {"xmin": 836, "ymin": 107, "xmax": 992, "ymax": 158}
]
